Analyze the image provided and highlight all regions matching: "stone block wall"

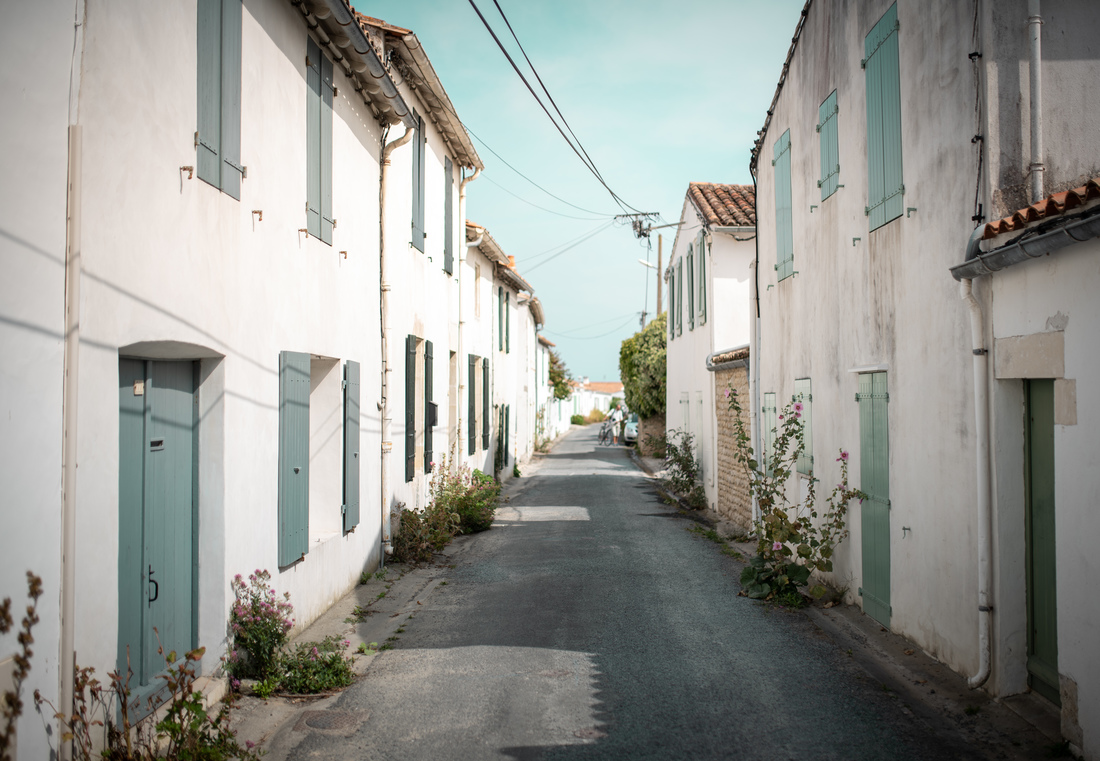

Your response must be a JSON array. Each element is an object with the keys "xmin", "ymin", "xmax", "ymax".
[
  {"xmin": 637, "ymin": 412, "xmax": 666, "ymax": 457},
  {"xmin": 714, "ymin": 365, "xmax": 752, "ymax": 533}
]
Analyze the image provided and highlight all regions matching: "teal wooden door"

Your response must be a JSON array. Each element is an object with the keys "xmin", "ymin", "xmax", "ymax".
[
  {"xmin": 858, "ymin": 372, "xmax": 890, "ymax": 627},
  {"xmin": 118, "ymin": 360, "xmax": 197, "ymax": 693},
  {"xmin": 1025, "ymin": 380, "xmax": 1059, "ymax": 704}
]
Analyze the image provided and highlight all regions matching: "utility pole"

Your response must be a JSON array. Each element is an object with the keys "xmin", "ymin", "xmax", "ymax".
[{"xmin": 656, "ymin": 234, "xmax": 662, "ymax": 317}]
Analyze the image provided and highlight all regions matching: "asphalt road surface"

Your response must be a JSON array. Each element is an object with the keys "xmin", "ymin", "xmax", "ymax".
[{"xmin": 288, "ymin": 427, "xmax": 1007, "ymax": 760}]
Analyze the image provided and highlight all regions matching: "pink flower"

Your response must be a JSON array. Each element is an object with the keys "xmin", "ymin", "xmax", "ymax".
[
  {"xmin": 795, "ymin": 412, "xmax": 801, "ymax": 418},
  {"xmin": 724, "ymin": 388, "xmax": 731, "ymax": 399},
  {"xmin": 772, "ymin": 541, "xmax": 783, "ymax": 551},
  {"xmin": 779, "ymin": 414, "xmax": 784, "ymax": 420},
  {"xmin": 840, "ymin": 451, "xmax": 849, "ymax": 462},
  {"xmin": 793, "ymin": 402, "xmax": 803, "ymax": 413}
]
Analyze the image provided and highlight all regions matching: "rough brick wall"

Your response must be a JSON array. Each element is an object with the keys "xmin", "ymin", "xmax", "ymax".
[
  {"xmin": 714, "ymin": 366, "xmax": 752, "ymax": 533},
  {"xmin": 637, "ymin": 413, "xmax": 666, "ymax": 457}
]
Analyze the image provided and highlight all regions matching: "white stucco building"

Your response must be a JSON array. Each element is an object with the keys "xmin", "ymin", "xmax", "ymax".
[
  {"xmin": 664, "ymin": 183, "xmax": 756, "ymax": 513},
  {"xmin": 751, "ymin": 1, "xmax": 1100, "ymax": 756}
]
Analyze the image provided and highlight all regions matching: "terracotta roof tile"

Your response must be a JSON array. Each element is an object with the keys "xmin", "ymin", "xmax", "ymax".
[
  {"xmin": 584, "ymin": 381, "xmax": 623, "ymax": 394},
  {"xmin": 711, "ymin": 347, "xmax": 750, "ymax": 364},
  {"xmin": 689, "ymin": 183, "xmax": 756, "ymax": 227},
  {"xmin": 983, "ymin": 177, "xmax": 1100, "ymax": 239}
]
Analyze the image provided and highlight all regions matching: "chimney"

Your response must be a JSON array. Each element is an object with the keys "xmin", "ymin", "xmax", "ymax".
[{"xmin": 508, "ymin": 255, "xmax": 516, "ymax": 269}]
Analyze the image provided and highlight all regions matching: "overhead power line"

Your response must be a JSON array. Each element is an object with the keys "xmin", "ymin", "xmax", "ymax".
[{"xmin": 480, "ymin": 174, "xmax": 609, "ymax": 221}]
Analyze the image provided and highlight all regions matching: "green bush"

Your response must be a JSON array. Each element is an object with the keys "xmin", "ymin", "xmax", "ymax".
[
  {"xmin": 390, "ymin": 499, "xmax": 460, "ymax": 564},
  {"xmin": 585, "ymin": 408, "xmax": 606, "ymax": 424},
  {"xmin": 276, "ymin": 636, "xmax": 354, "ymax": 695},
  {"xmin": 227, "ymin": 569, "xmax": 294, "ymax": 680},
  {"xmin": 570, "ymin": 414, "xmax": 586, "ymax": 425},
  {"xmin": 661, "ymin": 429, "xmax": 707, "ymax": 510},
  {"xmin": 434, "ymin": 458, "xmax": 500, "ymax": 534}
]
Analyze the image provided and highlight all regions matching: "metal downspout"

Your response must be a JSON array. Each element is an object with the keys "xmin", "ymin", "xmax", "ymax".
[
  {"xmin": 457, "ymin": 169, "xmax": 481, "ymax": 458},
  {"xmin": 1028, "ymin": 0, "xmax": 1044, "ymax": 203},
  {"xmin": 748, "ymin": 163, "xmax": 761, "ymax": 524},
  {"xmin": 962, "ymin": 277, "xmax": 993, "ymax": 689},
  {"xmin": 379, "ymin": 126, "xmax": 414, "ymax": 559}
]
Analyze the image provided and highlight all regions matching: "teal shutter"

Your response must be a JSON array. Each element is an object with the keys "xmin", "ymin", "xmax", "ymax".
[
  {"xmin": 858, "ymin": 372, "xmax": 891, "ymax": 626},
  {"xmin": 405, "ymin": 335, "xmax": 416, "ymax": 482},
  {"xmin": 320, "ymin": 51, "xmax": 334, "ymax": 244},
  {"xmin": 505, "ymin": 292, "xmax": 511, "ymax": 353},
  {"xmin": 306, "ymin": 38, "xmax": 322, "ymax": 240},
  {"xmin": 676, "ymin": 260, "xmax": 683, "ymax": 335},
  {"xmin": 697, "ymin": 233, "xmax": 707, "ymax": 325},
  {"xmin": 505, "ymin": 405, "xmax": 511, "ymax": 465},
  {"xmin": 794, "ymin": 378, "xmax": 813, "ymax": 475},
  {"xmin": 668, "ymin": 269, "xmax": 675, "ymax": 339},
  {"xmin": 773, "ymin": 129, "xmax": 794, "ymax": 281},
  {"xmin": 762, "ymin": 392, "xmax": 777, "ymax": 476},
  {"xmin": 278, "ymin": 351, "xmax": 310, "ymax": 567},
  {"xmin": 482, "ymin": 360, "xmax": 490, "ymax": 449},
  {"xmin": 196, "ymin": 0, "xmax": 222, "ymax": 189},
  {"xmin": 498, "ymin": 287, "xmax": 504, "ymax": 351},
  {"xmin": 864, "ymin": 3, "xmax": 903, "ymax": 231},
  {"xmin": 468, "ymin": 356, "xmax": 477, "ymax": 455},
  {"xmin": 444, "ymin": 157, "xmax": 454, "ymax": 274},
  {"xmin": 686, "ymin": 244, "xmax": 695, "ymax": 331},
  {"xmin": 424, "ymin": 340, "xmax": 434, "ymax": 473},
  {"xmin": 117, "ymin": 359, "xmax": 146, "ymax": 681},
  {"xmin": 343, "ymin": 360, "xmax": 360, "ymax": 532},
  {"xmin": 411, "ymin": 112, "xmax": 425, "ymax": 251},
  {"xmin": 818, "ymin": 90, "xmax": 839, "ymax": 201},
  {"xmin": 219, "ymin": 0, "xmax": 242, "ymax": 199}
]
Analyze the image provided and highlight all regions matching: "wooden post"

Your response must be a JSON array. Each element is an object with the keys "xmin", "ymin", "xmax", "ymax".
[{"xmin": 656, "ymin": 234, "xmax": 663, "ymax": 317}]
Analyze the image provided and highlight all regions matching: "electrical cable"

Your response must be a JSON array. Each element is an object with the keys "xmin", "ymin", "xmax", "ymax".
[
  {"xmin": 465, "ymin": 0, "xmax": 643, "ymax": 214},
  {"xmin": 525, "ymin": 220, "xmax": 616, "ymax": 263},
  {"xmin": 544, "ymin": 315, "xmax": 638, "ymax": 341},
  {"xmin": 480, "ymin": 173, "xmax": 609, "ymax": 221},
  {"xmin": 544, "ymin": 310, "xmax": 638, "ymax": 335},
  {"xmin": 524, "ymin": 222, "xmax": 615, "ymax": 273}
]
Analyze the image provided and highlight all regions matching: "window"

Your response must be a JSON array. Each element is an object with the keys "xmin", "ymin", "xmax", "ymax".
[
  {"xmin": 668, "ymin": 268, "xmax": 676, "ymax": 340},
  {"xmin": 864, "ymin": 3, "xmax": 903, "ymax": 231},
  {"xmin": 697, "ymin": 232, "xmax": 707, "ymax": 325},
  {"xmin": 411, "ymin": 110, "xmax": 426, "ymax": 251},
  {"xmin": 676, "ymin": 259, "xmax": 684, "ymax": 336},
  {"xmin": 686, "ymin": 244, "xmax": 695, "ymax": 331},
  {"xmin": 196, "ymin": 0, "xmax": 243, "ymax": 199},
  {"xmin": 306, "ymin": 37, "xmax": 334, "ymax": 244},
  {"xmin": 773, "ymin": 129, "xmax": 794, "ymax": 281},
  {"xmin": 794, "ymin": 378, "xmax": 813, "ymax": 475},
  {"xmin": 277, "ymin": 352, "xmax": 360, "ymax": 567},
  {"xmin": 762, "ymin": 392, "xmax": 777, "ymax": 477},
  {"xmin": 404, "ymin": 335, "xmax": 435, "ymax": 482},
  {"xmin": 443, "ymin": 157, "xmax": 454, "ymax": 273},
  {"xmin": 818, "ymin": 90, "xmax": 840, "ymax": 200}
]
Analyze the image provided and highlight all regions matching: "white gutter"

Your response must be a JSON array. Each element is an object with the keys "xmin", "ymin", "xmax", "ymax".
[
  {"xmin": 748, "ymin": 259, "xmax": 761, "ymax": 524},
  {"xmin": 1028, "ymin": 0, "xmax": 1044, "ymax": 203},
  {"xmin": 711, "ymin": 226, "xmax": 756, "ymax": 235},
  {"xmin": 378, "ymin": 125, "xmax": 413, "ymax": 558},
  {"xmin": 458, "ymin": 170, "xmax": 481, "ymax": 457},
  {"xmin": 961, "ymin": 276, "xmax": 992, "ymax": 689}
]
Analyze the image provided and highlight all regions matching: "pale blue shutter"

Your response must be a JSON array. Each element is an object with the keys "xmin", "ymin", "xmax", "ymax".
[
  {"xmin": 818, "ymin": 90, "xmax": 839, "ymax": 201},
  {"xmin": 482, "ymin": 361, "xmax": 490, "ymax": 449},
  {"xmin": 686, "ymin": 244, "xmax": 695, "ymax": 331},
  {"xmin": 411, "ymin": 112, "xmax": 425, "ymax": 252},
  {"xmin": 424, "ymin": 340, "xmax": 434, "ymax": 473},
  {"xmin": 697, "ymin": 233, "xmax": 707, "ymax": 325},
  {"xmin": 196, "ymin": 0, "xmax": 222, "ymax": 189},
  {"xmin": 444, "ymin": 157, "xmax": 454, "ymax": 274},
  {"xmin": 773, "ymin": 129, "xmax": 794, "ymax": 281},
  {"xmin": 794, "ymin": 378, "xmax": 813, "ymax": 475},
  {"xmin": 505, "ymin": 405, "xmax": 511, "ymax": 465},
  {"xmin": 219, "ymin": 0, "xmax": 242, "ymax": 199},
  {"xmin": 676, "ymin": 260, "xmax": 683, "ymax": 335},
  {"xmin": 320, "ymin": 52, "xmax": 334, "ymax": 244},
  {"xmin": 858, "ymin": 371, "xmax": 891, "ymax": 625},
  {"xmin": 405, "ymin": 335, "xmax": 416, "ymax": 482},
  {"xmin": 498, "ymin": 287, "xmax": 504, "ymax": 351},
  {"xmin": 468, "ymin": 356, "xmax": 477, "ymax": 455},
  {"xmin": 278, "ymin": 351, "xmax": 310, "ymax": 566},
  {"xmin": 668, "ymin": 269, "xmax": 675, "ymax": 340},
  {"xmin": 306, "ymin": 38, "xmax": 322, "ymax": 240},
  {"xmin": 505, "ymin": 292, "xmax": 511, "ymax": 353},
  {"xmin": 343, "ymin": 360, "xmax": 360, "ymax": 531},
  {"xmin": 865, "ymin": 4, "xmax": 903, "ymax": 231}
]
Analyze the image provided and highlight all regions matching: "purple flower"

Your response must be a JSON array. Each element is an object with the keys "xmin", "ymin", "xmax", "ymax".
[
  {"xmin": 772, "ymin": 541, "xmax": 783, "ymax": 551},
  {"xmin": 840, "ymin": 451, "xmax": 849, "ymax": 462},
  {"xmin": 724, "ymin": 388, "xmax": 731, "ymax": 399}
]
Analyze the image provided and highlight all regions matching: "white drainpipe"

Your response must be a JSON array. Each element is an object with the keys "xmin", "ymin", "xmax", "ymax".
[
  {"xmin": 1028, "ymin": 0, "xmax": 1044, "ymax": 203},
  {"xmin": 379, "ymin": 125, "xmax": 414, "ymax": 558},
  {"xmin": 748, "ymin": 259, "xmax": 761, "ymax": 523},
  {"xmin": 457, "ymin": 168, "xmax": 481, "ymax": 455},
  {"xmin": 961, "ymin": 276, "xmax": 992, "ymax": 689}
]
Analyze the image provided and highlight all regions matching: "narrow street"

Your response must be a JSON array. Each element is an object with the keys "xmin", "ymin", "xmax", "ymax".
[{"xmin": 279, "ymin": 428, "xmax": 1048, "ymax": 761}]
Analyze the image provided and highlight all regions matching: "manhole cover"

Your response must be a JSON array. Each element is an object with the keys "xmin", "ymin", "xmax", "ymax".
[{"xmin": 303, "ymin": 711, "xmax": 359, "ymax": 731}]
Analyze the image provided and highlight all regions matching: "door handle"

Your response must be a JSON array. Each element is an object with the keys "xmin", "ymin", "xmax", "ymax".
[{"xmin": 148, "ymin": 565, "xmax": 159, "ymax": 604}]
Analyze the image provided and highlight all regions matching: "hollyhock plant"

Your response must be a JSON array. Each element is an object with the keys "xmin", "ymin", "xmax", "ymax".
[{"xmin": 227, "ymin": 569, "xmax": 294, "ymax": 679}]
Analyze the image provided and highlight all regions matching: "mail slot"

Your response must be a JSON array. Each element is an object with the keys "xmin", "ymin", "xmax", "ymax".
[{"xmin": 150, "ymin": 438, "xmax": 165, "ymax": 451}]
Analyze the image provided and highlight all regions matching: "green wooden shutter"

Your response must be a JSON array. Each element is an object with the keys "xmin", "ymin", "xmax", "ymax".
[
  {"xmin": 676, "ymin": 260, "xmax": 683, "ymax": 335},
  {"xmin": 482, "ymin": 360, "xmax": 490, "ymax": 449},
  {"xmin": 505, "ymin": 291, "xmax": 511, "ymax": 353},
  {"xmin": 505, "ymin": 404, "xmax": 511, "ymax": 465},
  {"xmin": 794, "ymin": 378, "xmax": 813, "ymax": 475},
  {"xmin": 763, "ymin": 392, "xmax": 777, "ymax": 476},
  {"xmin": 498, "ymin": 287, "xmax": 504, "ymax": 351},
  {"xmin": 219, "ymin": 0, "xmax": 242, "ymax": 199},
  {"xmin": 196, "ymin": 0, "xmax": 222, "ymax": 189},
  {"xmin": 864, "ymin": 3, "xmax": 903, "ymax": 231},
  {"xmin": 668, "ymin": 269, "xmax": 675, "ymax": 340},
  {"xmin": 411, "ymin": 112, "xmax": 425, "ymax": 252},
  {"xmin": 858, "ymin": 371, "xmax": 891, "ymax": 626},
  {"xmin": 343, "ymin": 360, "xmax": 360, "ymax": 532},
  {"xmin": 818, "ymin": 90, "xmax": 839, "ymax": 201},
  {"xmin": 405, "ymin": 335, "xmax": 416, "ymax": 482},
  {"xmin": 697, "ymin": 233, "xmax": 707, "ymax": 325},
  {"xmin": 117, "ymin": 359, "xmax": 146, "ymax": 680},
  {"xmin": 306, "ymin": 38, "xmax": 322, "ymax": 240},
  {"xmin": 773, "ymin": 129, "xmax": 794, "ymax": 281},
  {"xmin": 468, "ymin": 356, "xmax": 477, "ymax": 455},
  {"xmin": 424, "ymin": 340, "xmax": 434, "ymax": 473},
  {"xmin": 320, "ymin": 51, "xmax": 334, "ymax": 244},
  {"xmin": 686, "ymin": 244, "xmax": 695, "ymax": 331},
  {"xmin": 278, "ymin": 351, "xmax": 310, "ymax": 567},
  {"xmin": 444, "ymin": 157, "xmax": 454, "ymax": 274}
]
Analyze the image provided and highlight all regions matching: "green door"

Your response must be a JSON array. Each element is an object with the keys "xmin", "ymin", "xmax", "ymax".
[
  {"xmin": 118, "ymin": 359, "xmax": 197, "ymax": 699},
  {"xmin": 1025, "ymin": 380, "xmax": 1059, "ymax": 704},
  {"xmin": 858, "ymin": 372, "xmax": 890, "ymax": 627}
]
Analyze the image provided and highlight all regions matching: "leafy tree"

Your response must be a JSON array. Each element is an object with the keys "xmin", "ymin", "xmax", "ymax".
[
  {"xmin": 548, "ymin": 348, "xmax": 572, "ymax": 401},
  {"xmin": 619, "ymin": 314, "xmax": 666, "ymax": 418}
]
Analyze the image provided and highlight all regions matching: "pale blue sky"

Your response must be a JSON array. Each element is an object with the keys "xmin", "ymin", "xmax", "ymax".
[{"xmin": 369, "ymin": 0, "xmax": 804, "ymax": 382}]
